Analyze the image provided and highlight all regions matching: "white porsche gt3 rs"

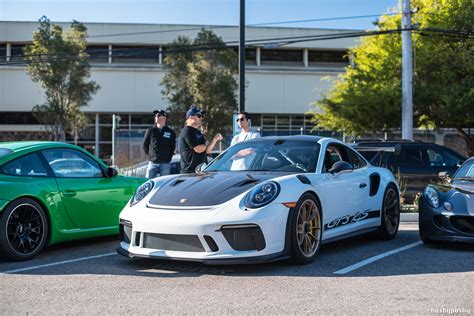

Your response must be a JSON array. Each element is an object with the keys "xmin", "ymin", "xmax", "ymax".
[{"xmin": 118, "ymin": 136, "xmax": 400, "ymax": 265}]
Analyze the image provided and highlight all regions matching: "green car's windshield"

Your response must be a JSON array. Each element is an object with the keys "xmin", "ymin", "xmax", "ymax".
[
  {"xmin": 205, "ymin": 139, "xmax": 320, "ymax": 173},
  {"xmin": 454, "ymin": 160, "xmax": 474, "ymax": 181}
]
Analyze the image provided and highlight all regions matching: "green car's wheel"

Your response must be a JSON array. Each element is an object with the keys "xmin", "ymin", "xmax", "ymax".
[{"xmin": 0, "ymin": 198, "xmax": 48, "ymax": 261}]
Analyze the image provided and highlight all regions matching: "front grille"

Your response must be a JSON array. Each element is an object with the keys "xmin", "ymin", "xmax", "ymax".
[
  {"xmin": 221, "ymin": 224, "xmax": 266, "ymax": 251},
  {"xmin": 143, "ymin": 233, "xmax": 205, "ymax": 252},
  {"xmin": 450, "ymin": 216, "xmax": 474, "ymax": 235}
]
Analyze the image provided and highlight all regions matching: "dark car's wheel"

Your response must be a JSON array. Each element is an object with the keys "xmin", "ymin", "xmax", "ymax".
[
  {"xmin": 289, "ymin": 193, "xmax": 322, "ymax": 264},
  {"xmin": 377, "ymin": 184, "xmax": 400, "ymax": 240},
  {"xmin": 0, "ymin": 198, "xmax": 48, "ymax": 261}
]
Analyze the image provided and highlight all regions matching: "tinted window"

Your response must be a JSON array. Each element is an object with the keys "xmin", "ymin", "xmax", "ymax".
[
  {"xmin": 2, "ymin": 153, "xmax": 49, "ymax": 177},
  {"xmin": 454, "ymin": 160, "xmax": 474, "ymax": 179},
  {"xmin": 396, "ymin": 148, "xmax": 424, "ymax": 167},
  {"xmin": 42, "ymin": 148, "xmax": 103, "ymax": 178},
  {"xmin": 347, "ymin": 148, "xmax": 367, "ymax": 169},
  {"xmin": 426, "ymin": 148, "xmax": 461, "ymax": 167}
]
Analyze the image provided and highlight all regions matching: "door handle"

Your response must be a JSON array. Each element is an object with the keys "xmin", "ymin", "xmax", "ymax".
[
  {"xmin": 63, "ymin": 190, "xmax": 77, "ymax": 197},
  {"xmin": 359, "ymin": 183, "xmax": 367, "ymax": 188}
]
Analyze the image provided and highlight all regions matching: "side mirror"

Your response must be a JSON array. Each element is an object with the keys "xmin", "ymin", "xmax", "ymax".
[
  {"xmin": 329, "ymin": 161, "xmax": 353, "ymax": 174},
  {"xmin": 106, "ymin": 167, "xmax": 118, "ymax": 177},
  {"xmin": 195, "ymin": 162, "xmax": 207, "ymax": 173}
]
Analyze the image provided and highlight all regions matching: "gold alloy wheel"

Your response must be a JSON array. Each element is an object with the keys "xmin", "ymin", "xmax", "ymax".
[
  {"xmin": 383, "ymin": 187, "xmax": 400, "ymax": 235},
  {"xmin": 296, "ymin": 199, "xmax": 321, "ymax": 258}
]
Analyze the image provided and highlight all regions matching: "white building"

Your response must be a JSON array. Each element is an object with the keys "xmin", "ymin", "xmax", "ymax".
[{"xmin": 0, "ymin": 21, "xmax": 357, "ymax": 162}]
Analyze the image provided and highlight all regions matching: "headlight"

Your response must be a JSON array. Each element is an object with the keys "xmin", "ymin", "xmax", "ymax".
[
  {"xmin": 424, "ymin": 186, "xmax": 439, "ymax": 208},
  {"xmin": 130, "ymin": 180, "xmax": 154, "ymax": 206},
  {"xmin": 244, "ymin": 181, "xmax": 280, "ymax": 209}
]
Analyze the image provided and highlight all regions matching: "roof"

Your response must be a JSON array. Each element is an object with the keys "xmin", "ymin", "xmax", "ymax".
[{"xmin": 0, "ymin": 141, "xmax": 74, "ymax": 152}]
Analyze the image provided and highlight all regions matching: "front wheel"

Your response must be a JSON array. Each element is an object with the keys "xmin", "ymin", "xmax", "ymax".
[
  {"xmin": 289, "ymin": 193, "xmax": 322, "ymax": 265},
  {"xmin": 0, "ymin": 198, "xmax": 48, "ymax": 261},
  {"xmin": 377, "ymin": 184, "xmax": 400, "ymax": 240}
]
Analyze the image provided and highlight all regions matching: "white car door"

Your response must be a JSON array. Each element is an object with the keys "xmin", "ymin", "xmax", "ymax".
[{"xmin": 315, "ymin": 143, "xmax": 371, "ymax": 240}]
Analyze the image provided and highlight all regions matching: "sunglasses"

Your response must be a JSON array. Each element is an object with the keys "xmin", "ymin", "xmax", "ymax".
[
  {"xmin": 236, "ymin": 117, "xmax": 246, "ymax": 122},
  {"xmin": 196, "ymin": 114, "xmax": 203, "ymax": 118}
]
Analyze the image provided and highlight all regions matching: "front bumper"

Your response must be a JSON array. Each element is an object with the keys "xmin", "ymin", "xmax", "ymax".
[
  {"xmin": 419, "ymin": 197, "xmax": 474, "ymax": 244},
  {"xmin": 118, "ymin": 201, "xmax": 291, "ymax": 264}
]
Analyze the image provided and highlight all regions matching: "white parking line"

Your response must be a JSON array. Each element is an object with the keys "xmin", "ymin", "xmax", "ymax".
[
  {"xmin": 334, "ymin": 241, "xmax": 423, "ymax": 275},
  {"xmin": 0, "ymin": 252, "xmax": 116, "ymax": 275}
]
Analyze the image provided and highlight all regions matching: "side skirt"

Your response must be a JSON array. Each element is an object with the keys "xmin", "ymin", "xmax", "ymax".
[{"xmin": 321, "ymin": 227, "xmax": 379, "ymax": 245}]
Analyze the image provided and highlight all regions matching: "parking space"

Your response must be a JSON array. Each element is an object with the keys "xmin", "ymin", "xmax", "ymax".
[{"xmin": 0, "ymin": 223, "xmax": 473, "ymax": 314}]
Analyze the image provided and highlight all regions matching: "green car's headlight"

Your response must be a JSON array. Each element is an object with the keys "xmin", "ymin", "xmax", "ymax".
[
  {"xmin": 244, "ymin": 181, "xmax": 280, "ymax": 209},
  {"xmin": 130, "ymin": 180, "xmax": 154, "ymax": 206},
  {"xmin": 424, "ymin": 186, "xmax": 440, "ymax": 208}
]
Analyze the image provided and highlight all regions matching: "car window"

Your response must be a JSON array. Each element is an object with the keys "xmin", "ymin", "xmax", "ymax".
[
  {"xmin": 42, "ymin": 148, "xmax": 104, "ymax": 178},
  {"xmin": 0, "ymin": 148, "xmax": 13, "ymax": 158},
  {"xmin": 322, "ymin": 144, "xmax": 353, "ymax": 172},
  {"xmin": 395, "ymin": 148, "xmax": 424, "ymax": 167},
  {"xmin": 347, "ymin": 148, "xmax": 367, "ymax": 169},
  {"xmin": 426, "ymin": 148, "xmax": 460, "ymax": 167},
  {"xmin": 1, "ymin": 153, "xmax": 49, "ymax": 177}
]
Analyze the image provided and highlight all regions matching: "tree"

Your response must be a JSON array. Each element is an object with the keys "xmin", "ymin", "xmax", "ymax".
[
  {"xmin": 311, "ymin": 0, "xmax": 474, "ymax": 155},
  {"xmin": 161, "ymin": 29, "xmax": 238, "ymax": 138},
  {"xmin": 23, "ymin": 16, "xmax": 100, "ymax": 141}
]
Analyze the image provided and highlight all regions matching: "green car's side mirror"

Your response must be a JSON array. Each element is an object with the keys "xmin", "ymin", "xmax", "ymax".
[{"xmin": 107, "ymin": 167, "xmax": 118, "ymax": 177}]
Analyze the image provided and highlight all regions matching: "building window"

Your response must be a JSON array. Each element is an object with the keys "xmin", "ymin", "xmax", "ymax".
[
  {"xmin": 10, "ymin": 44, "xmax": 25, "ymax": 61},
  {"xmin": 86, "ymin": 45, "xmax": 109, "ymax": 63},
  {"xmin": 0, "ymin": 43, "xmax": 6, "ymax": 62},
  {"xmin": 260, "ymin": 49, "xmax": 303, "ymax": 66},
  {"xmin": 112, "ymin": 45, "xmax": 159, "ymax": 63},
  {"xmin": 0, "ymin": 112, "xmax": 39, "ymax": 125},
  {"xmin": 308, "ymin": 50, "xmax": 348, "ymax": 65}
]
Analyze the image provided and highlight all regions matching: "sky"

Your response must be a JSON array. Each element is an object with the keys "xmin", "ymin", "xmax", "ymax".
[{"xmin": 0, "ymin": 0, "xmax": 400, "ymax": 30}]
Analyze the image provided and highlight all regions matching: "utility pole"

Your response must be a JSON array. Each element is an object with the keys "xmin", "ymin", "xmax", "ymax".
[
  {"xmin": 239, "ymin": 0, "xmax": 245, "ymax": 112},
  {"xmin": 402, "ymin": 0, "xmax": 413, "ymax": 140}
]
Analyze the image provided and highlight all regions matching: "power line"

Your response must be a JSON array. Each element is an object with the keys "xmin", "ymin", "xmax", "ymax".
[{"xmin": 0, "ymin": 27, "xmax": 471, "ymax": 66}]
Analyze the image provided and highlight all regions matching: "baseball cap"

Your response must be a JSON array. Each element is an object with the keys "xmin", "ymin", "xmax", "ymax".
[
  {"xmin": 186, "ymin": 106, "xmax": 205, "ymax": 119},
  {"xmin": 153, "ymin": 109, "xmax": 168, "ymax": 117}
]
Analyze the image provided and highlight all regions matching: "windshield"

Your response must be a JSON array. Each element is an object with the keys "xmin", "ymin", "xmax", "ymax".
[
  {"xmin": 454, "ymin": 160, "xmax": 474, "ymax": 180},
  {"xmin": 205, "ymin": 139, "xmax": 320, "ymax": 173}
]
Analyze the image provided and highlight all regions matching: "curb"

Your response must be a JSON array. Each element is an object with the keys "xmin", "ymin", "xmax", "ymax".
[{"xmin": 400, "ymin": 212, "xmax": 418, "ymax": 223}]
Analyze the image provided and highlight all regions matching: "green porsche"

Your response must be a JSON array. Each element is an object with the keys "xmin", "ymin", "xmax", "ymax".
[{"xmin": 0, "ymin": 141, "xmax": 145, "ymax": 261}]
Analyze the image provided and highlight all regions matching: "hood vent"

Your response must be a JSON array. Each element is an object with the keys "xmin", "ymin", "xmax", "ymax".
[{"xmin": 170, "ymin": 179, "xmax": 186, "ymax": 186}]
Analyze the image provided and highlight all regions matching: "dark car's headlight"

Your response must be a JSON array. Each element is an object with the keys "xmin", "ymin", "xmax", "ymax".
[
  {"xmin": 424, "ymin": 186, "xmax": 439, "ymax": 208},
  {"xmin": 244, "ymin": 181, "xmax": 280, "ymax": 209},
  {"xmin": 130, "ymin": 180, "xmax": 154, "ymax": 206}
]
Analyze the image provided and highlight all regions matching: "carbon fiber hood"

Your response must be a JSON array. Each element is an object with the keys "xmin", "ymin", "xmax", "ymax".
[{"xmin": 148, "ymin": 171, "xmax": 288, "ymax": 207}]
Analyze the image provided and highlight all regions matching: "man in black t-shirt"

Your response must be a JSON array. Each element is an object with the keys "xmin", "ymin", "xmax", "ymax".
[
  {"xmin": 143, "ymin": 110, "xmax": 176, "ymax": 178},
  {"xmin": 179, "ymin": 106, "xmax": 223, "ymax": 174}
]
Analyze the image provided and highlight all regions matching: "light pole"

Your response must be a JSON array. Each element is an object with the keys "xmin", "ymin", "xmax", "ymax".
[
  {"xmin": 239, "ymin": 0, "xmax": 245, "ymax": 112},
  {"xmin": 402, "ymin": 0, "xmax": 413, "ymax": 140}
]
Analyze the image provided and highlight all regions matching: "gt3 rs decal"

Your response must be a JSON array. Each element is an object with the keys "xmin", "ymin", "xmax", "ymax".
[{"xmin": 325, "ymin": 209, "xmax": 380, "ymax": 230}]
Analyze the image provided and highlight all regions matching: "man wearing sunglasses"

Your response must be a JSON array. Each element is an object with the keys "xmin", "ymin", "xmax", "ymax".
[
  {"xmin": 229, "ymin": 111, "xmax": 260, "ymax": 170},
  {"xmin": 179, "ymin": 105, "xmax": 223, "ymax": 174},
  {"xmin": 230, "ymin": 111, "xmax": 260, "ymax": 146},
  {"xmin": 142, "ymin": 109, "xmax": 176, "ymax": 178}
]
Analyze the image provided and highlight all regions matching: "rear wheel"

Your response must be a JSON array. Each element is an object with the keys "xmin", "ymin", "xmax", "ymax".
[
  {"xmin": 0, "ymin": 198, "xmax": 48, "ymax": 261},
  {"xmin": 289, "ymin": 193, "xmax": 322, "ymax": 264},
  {"xmin": 377, "ymin": 184, "xmax": 400, "ymax": 240}
]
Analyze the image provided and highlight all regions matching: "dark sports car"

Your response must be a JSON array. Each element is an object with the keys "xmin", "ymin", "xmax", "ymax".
[{"xmin": 419, "ymin": 157, "xmax": 474, "ymax": 244}]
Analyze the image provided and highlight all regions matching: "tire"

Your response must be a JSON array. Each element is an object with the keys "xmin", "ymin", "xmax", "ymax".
[
  {"xmin": 289, "ymin": 193, "xmax": 322, "ymax": 265},
  {"xmin": 377, "ymin": 184, "xmax": 400, "ymax": 240},
  {"xmin": 0, "ymin": 198, "xmax": 48, "ymax": 261}
]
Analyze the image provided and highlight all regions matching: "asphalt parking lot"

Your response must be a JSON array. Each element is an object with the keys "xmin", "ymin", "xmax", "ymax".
[{"xmin": 0, "ymin": 222, "xmax": 473, "ymax": 315}]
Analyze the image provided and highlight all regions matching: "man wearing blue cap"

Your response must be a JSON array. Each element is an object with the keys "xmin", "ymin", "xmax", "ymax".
[
  {"xmin": 143, "ymin": 109, "xmax": 176, "ymax": 178},
  {"xmin": 179, "ymin": 105, "xmax": 223, "ymax": 173}
]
